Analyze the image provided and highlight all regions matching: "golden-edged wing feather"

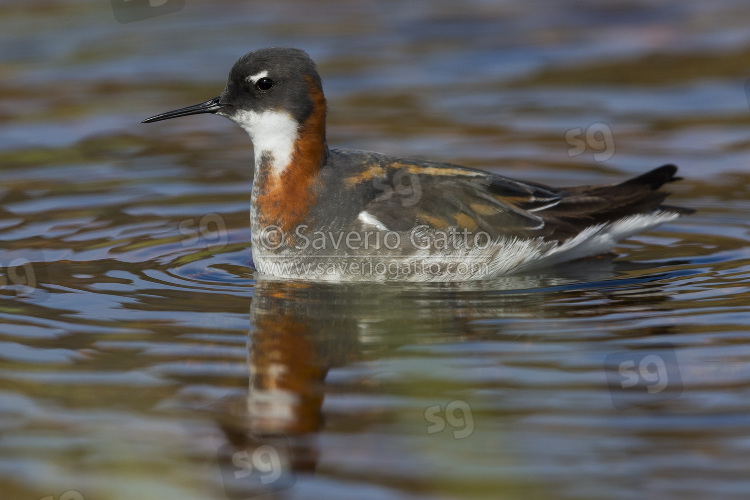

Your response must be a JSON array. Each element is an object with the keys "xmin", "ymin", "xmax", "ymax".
[{"xmin": 353, "ymin": 157, "xmax": 685, "ymax": 242}]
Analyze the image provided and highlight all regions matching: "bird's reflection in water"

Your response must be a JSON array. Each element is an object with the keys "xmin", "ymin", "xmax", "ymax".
[{"xmin": 215, "ymin": 256, "xmax": 674, "ymax": 496}]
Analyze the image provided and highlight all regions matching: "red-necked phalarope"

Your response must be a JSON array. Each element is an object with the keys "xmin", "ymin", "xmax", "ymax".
[{"xmin": 143, "ymin": 47, "xmax": 692, "ymax": 282}]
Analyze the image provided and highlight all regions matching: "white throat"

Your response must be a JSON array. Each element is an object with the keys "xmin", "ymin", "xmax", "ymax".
[{"xmin": 232, "ymin": 109, "xmax": 299, "ymax": 175}]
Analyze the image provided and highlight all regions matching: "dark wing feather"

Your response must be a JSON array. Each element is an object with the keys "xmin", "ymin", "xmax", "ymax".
[
  {"xmin": 338, "ymin": 151, "xmax": 688, "ymax": 242},
  {"xmin": 356, "ymin": 157, "xmax": 561, "ymax": 239}
]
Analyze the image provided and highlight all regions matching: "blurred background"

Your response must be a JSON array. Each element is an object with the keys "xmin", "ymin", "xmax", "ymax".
[{"xmin": 1, "ymin": 1, "xmax": 750, "ymax": 499}]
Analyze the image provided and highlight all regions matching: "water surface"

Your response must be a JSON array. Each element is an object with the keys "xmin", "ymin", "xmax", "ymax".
[{"xmin": 1, "ymin": 1, "xmax": 750, "ymax": 499}]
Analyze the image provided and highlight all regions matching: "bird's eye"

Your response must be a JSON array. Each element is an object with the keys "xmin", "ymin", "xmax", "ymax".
[{"xmin": 255, "ymin": 77, "xmax": 274, "ymax": 91}]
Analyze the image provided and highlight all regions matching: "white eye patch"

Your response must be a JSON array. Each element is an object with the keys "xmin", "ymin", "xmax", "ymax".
[{"xmin": 246, "ymin": 70, "xmax": 269, "ymax": 84}]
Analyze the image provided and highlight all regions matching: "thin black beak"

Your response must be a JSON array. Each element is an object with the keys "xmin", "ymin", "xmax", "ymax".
[{"xmin": 142, "ymin": 96, "xmax": 227, "ymax": 123}]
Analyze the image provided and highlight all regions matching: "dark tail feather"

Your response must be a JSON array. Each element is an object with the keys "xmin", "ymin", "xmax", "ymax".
[
  {"xmin": 658, "ymin": 203, "xmax": 695, "ymax": 215},
  {"xmin": 541, "ymin": 164, "xmax": 692, "ymax": 239},
  {"xmin": 618, "ymin": 164, "xmax": 680, "ymax": 190},
  {"xmin": 618, "ymin": 164, "xmax": 694, "ymax": 215}
]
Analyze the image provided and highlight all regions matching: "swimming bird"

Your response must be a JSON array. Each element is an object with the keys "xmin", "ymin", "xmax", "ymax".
[{"xmin": 143, "ymin": 47, "xmax": 691, "ymax": 282}]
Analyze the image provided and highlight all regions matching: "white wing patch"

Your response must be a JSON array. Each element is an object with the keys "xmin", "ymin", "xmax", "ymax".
[
  {"xmin": 357, "ymin": 211, "xmax": 389, "ymax": 231},
  {"xmin": 527, "ymin": 198, "xmax": 562, "ymax": 212}
]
